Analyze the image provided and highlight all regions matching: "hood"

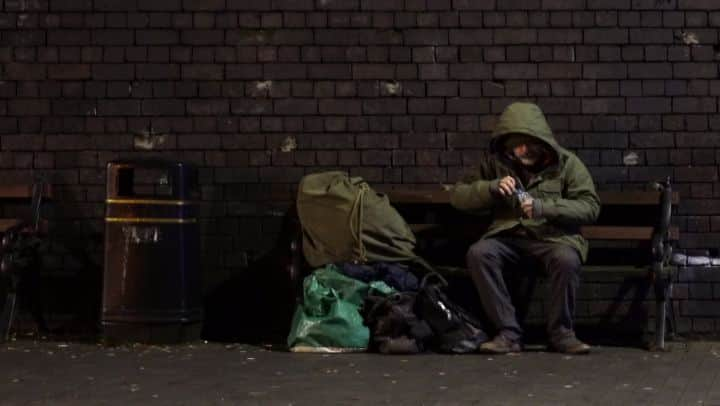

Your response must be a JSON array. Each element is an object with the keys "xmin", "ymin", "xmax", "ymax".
[{"xmin": 489, "ymin": 102, "xmax": 563, "ymax": 165}]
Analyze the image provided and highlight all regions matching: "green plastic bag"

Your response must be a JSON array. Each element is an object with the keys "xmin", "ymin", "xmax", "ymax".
[{"xmin": 287, "ymin": 264, "xmax": 394, "ymax": 353}]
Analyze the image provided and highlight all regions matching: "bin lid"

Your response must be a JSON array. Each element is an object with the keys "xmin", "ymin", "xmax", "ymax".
[{"xmin": 106, "ymin": 159, "xmax": 198, "ymax": 200}]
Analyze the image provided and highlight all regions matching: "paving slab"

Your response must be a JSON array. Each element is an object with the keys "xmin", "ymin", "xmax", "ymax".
[{"xmin": 1, "ymin": 339, "xmax": 719, "ymax": 405}]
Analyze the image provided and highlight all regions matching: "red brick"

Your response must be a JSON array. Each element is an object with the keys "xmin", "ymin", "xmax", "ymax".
[
  {"xmin": 539, "ymin": 63, "xmax": 582, "ymax": 79},
  {"xmin": 536, "ymin": 97, "xmax": 580, "ymax": 113},
  {"xmin": 627, "ymin": 63, "xmax": 671, "ymax": 79},
  {"xmin": 681, "ymin": 0, "xmax": 720, "ymax": 9},
  {"xmin": 9, "ymin": 99, "xmax": 50, "ymax": 116},
  {"xmin": 135, "ymin": 0, "xmax": 179, "ymax": 10},
  {"xmin": 626, "ymin": 97, "xmax": 671, "ymax": 114},
  {"xmin": 629, "ymin": 28, "xmax": 674, "ymax": 44},
  {"xmin": 449, "ymin": 29, "xmax": 493, "ymax": 45},
  {"xmin": 181, "ymin": 64, "xmax": 223, "ymax": 80},
  {"xmin": 427, "ymin": 81, "xmax": 458, "ymax": 97},
  {"xmin": 409, "ymin": 98, "xmax": 444, "ymax": 114},
  {"xmin": 497, "ymin": 0, "xmax": 539, "ymax": 9},
  {"xmin": 447, "ymin": 98, "xmax": 490, "ymax": 114},
  {"xmin": 5, "ymin": 63, "xmax": 47, "ymax": 80},
  {"xmin": 403, "ymin": 167, "xmax": 446, "ymax": 183},
  {"xmin": 674, "ymin": 63, "xmax": 718, "ymax": 79},
  {"xmin": 362, "ymin": 99, "xmax": 406, "ymax": 114},
  {"xmin": 584, "ymin": 28, "xmax": 628, "ymax": 44},
  {"xmin": 404, "ymin": 29, "xmax": 448, "ymax": 45},
  {"xmin": 673, "ymin": 97, "xmax": 717, "ymax": 113},
  {"xmin": 542, "ymin": 0, "xmax": 585, "ymax": 9},
  {"xmin": 494, "ymin": 28, "xmax": 537, "ymax": 44},
  {"xmin": 353, "ymin": 64, "xmax": 395, "ymax": 79},
  {"xmin": 494, "ymin": 63, "xmax": 537, "ymax": 79},
  {"xmin": 48, "ymin": 64, "xmax": 90, "ymax": 80},
  {"xmin": 582, "ymin": 98, "xmax": 625, "ymax": 114},
  {"xmin": 452, "ymin": 0, "xmax": 496, "ymax": 9},
  {"xmin": 308, "ymin": 64, "xmax": 351, "ymax": 79},
  {"xmin": 419, "ymin": 64, "xmax": 449, "ymax": 80},
  {"xmin": 136, "ymin": 29, "xmax": 178, "ymax": 44},
  {"xmin": 318, "ymin": 99, "xmax": 362, "ymax": 115},
  {"xmin": 538, "ymin": 29, "xmax": 582, "ymax": 43},
  {"xmin": 583, "ymin": 63, "xmax": 627, "ymax": 79}
]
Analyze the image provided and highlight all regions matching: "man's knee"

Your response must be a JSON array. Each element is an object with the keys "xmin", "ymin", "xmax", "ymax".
[
  {"xmin": 466, "ymin": 239, "xmax": 502, "ymax": 266},
  {"xmin": 546, "ymin": 246, "xmax": 581, "ymax": 275}
]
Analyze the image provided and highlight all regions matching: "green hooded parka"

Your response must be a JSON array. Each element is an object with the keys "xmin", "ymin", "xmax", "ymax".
[{"xmin": 449, "ymin": 102, "xmax": 601, "ymax": 262}]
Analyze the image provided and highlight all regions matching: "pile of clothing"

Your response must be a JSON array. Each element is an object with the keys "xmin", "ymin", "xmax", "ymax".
[{"xmin": 286, "ymin": 171, "xmax": 487, "ymax": 354}]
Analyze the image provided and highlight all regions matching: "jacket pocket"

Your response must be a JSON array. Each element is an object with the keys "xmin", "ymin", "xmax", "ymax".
[{"xmin": 536, "ymin": 179, "xmax": 563, "ymax": 199}]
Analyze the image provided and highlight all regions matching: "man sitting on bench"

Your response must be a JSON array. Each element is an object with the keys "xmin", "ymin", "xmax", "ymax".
[{"xmin": 450, "ymin": 102, "xmax": 600, "ymax": 355}]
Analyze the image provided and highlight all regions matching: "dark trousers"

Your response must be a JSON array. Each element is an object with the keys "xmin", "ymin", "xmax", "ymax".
[{"xmin": 466, "ymin": 237, "xmax": 581, "ymax": 342}]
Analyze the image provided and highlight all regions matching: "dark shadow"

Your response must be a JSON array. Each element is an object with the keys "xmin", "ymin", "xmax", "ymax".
[
  {"xmin": 201, "ymin": 210, "xmax": 301, "ymax": 346},
  {"xmin": 519, "ymin": 276, "xmax": 651, "ymax": 348},
  {"xmin": 42, "ymin": 223, "xmax": 104, "ymax": 342}
]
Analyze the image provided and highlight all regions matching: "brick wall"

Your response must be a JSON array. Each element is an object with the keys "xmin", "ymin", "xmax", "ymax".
[
  {"xmin": 525, "ymin": 266, "xmax": 720, "ymax": 339},
  {"xmin": 2, "ymin": 0, "xmax": 720, "ymax": 294}
]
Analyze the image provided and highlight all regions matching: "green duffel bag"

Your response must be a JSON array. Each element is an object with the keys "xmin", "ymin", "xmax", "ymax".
[
  {"xmin": 287, "ymin": 264, "xmax": 394, "ymax": 352},
  {"xmin": 296, "ymin": 171, "xmax": 422, "ymax": 268}
]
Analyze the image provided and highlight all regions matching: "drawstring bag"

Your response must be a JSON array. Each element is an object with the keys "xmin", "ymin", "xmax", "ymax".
[{"xmin": 296, "ymin": 171, "xmax": 426, "ymax": 269}]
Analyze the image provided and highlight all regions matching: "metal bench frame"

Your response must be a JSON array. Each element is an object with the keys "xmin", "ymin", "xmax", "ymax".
[{"xmin": 0, "ymin": 179, "xmax": 50, "ymax": 341}]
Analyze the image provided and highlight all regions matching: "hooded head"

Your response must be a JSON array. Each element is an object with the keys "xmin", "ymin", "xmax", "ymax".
[{"xmin": 489, "ymin": 102, "xmax": 562, "ymax": 171}]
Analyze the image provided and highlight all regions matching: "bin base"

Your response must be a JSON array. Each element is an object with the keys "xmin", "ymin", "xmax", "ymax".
[{"xmin": 102, "ymin": 321, "xmax": 202, "ymax": 344}]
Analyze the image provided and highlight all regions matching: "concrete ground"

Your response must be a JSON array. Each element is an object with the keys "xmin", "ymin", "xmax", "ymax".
[{"xmin": 1, "ymin": 338, "xmax": 719, "ymax": 405}]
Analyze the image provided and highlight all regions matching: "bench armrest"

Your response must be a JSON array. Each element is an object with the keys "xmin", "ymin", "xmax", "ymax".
[{"xmin": 651, "ymin": 178, "xmax": 674, "ymax": 274}]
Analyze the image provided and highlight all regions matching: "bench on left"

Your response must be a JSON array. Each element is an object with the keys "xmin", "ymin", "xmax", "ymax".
[{"xmin": 0, "ymin": 182, "xmax": 52, "ymax": 341}]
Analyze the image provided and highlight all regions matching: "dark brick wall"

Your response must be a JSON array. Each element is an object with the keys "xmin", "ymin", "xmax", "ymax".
[
  {"xmin": 526, "ymin": 267, "xmax": 720, "ymax": 338},
  {"xmin": 2, "ymin": 1, "xmax": 720, "ymax": 292}
]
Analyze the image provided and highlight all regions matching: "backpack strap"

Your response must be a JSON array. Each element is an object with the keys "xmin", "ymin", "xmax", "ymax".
[
  {"xmin": 348, "ymin": 182, "xmax": 369, "ymax": 263},
  {"xmin": 420, "ymin": 271, "xmax": 448, "ymax": 289}
]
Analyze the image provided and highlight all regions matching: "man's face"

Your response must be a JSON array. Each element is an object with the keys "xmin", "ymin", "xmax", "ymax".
[{"xmin": 504, "ymin": 134, "xmax": 546, "ymax": 167}]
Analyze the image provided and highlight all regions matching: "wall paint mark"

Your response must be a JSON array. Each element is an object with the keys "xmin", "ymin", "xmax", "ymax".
[
  {"xmin": 250, "ymin": 80, "xmax": 273, "ymax": 97},
  {"xmin": 680, "ymin": 31, "xmax": 699, "ymax": 46},
  {"xmin": 123, "ymin": 225, "xmax": 161, "ymax": 244},
  {"xmin": 382, "ymin": 80, "xmax": 402, "ymax": 95},
  {"xmin": 134, "ymin": 127, "xmax": 167, "ymax": 150},
  {"xmin": 280, "ymin": 136, "xmax": 297, "ymax": 152},
  {"xmin": 623, "ymin": 152, "xmax": 640, "ymax": 166}
]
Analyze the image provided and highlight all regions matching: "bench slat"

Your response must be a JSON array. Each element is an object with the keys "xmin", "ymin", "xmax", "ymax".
[
  {"xmin": 408, "ymin": 224, "xmax": 679, "ymax": 241},
  {"xmin": 0, "ymin": 218, "xmax": 22, "ymax": 231},
  {"xmin": 0, "ymin": 184, "xmax": 53, "ymax": 199},
  {"xmin": 0, "ymin": 218, "xmax": 49, "ymax": 233},
  {"xmin": 580, "ymin": 225, "xmax": 679, "ymax": 241},
  {"xmin": 385, "ymin": 189, "xmax": 678, "ymax": 206},
  {"xmin": 597, "ymin": 191, "xmax": 679, "ymax": 205}
]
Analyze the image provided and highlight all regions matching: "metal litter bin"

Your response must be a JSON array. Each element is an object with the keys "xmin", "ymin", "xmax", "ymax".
[{"xmin": 102, "ymin": 160, "xmax": 201, "ymax": 343}]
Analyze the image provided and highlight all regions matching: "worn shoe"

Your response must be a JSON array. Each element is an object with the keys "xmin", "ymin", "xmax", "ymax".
[
  {"xmin": 550, "ymin": 334, "xmax": 591, "ymax": 355},
  {"xmin": 477, "ymin": 334, "xmax": 522, "ymax": 354}
]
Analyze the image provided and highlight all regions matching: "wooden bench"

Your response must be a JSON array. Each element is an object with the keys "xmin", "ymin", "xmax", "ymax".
[
  {"xmin": 0, "ymin": 181, "xmax": 52, "ymax": 341},
  {"xmin": 381, "ymin": 179, "xmax": 679, "ymax": 350}
]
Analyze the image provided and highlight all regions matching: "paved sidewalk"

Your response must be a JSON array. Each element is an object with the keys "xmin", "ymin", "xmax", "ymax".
[{"xmin": 1, "ymin": 339, "xmax": 719, "ymax": 405}]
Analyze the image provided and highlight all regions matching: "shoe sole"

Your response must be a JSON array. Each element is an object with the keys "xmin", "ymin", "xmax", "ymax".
[{"xmin": 549, "ymin": 346, "xmax": 591, "ymax": 355}]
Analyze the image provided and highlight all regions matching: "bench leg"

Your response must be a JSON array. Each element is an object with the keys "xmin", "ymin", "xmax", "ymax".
[
  {"xmin": 653, "ymin": 277, "xmax": 672, "ymax": 351},
  {"xmin": 0, "ymin": 291, "xmax": 18, "ymax": 342}
]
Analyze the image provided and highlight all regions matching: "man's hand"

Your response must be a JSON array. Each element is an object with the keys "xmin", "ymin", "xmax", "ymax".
[{"xmin": 492, "ymin": 176, "xmax": 516, "ymax": 197}]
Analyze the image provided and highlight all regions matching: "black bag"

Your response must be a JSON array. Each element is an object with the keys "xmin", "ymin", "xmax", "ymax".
[
  {"xmin": 363, "ymin": 292, "xmax": 433, "ymax": 354},
  {"xmin": 415, "ymin": 272, "xmax": 488, "ymax": 354}
]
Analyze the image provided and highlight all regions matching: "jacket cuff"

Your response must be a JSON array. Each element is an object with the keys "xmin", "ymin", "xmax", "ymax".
[
  {"xmin": 487, "ymin": 179, "xmax": 501, "ymax": 197},
  {"xmin": 532, "ymin": 199, "xmax": 543, "ymax": 218}
]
